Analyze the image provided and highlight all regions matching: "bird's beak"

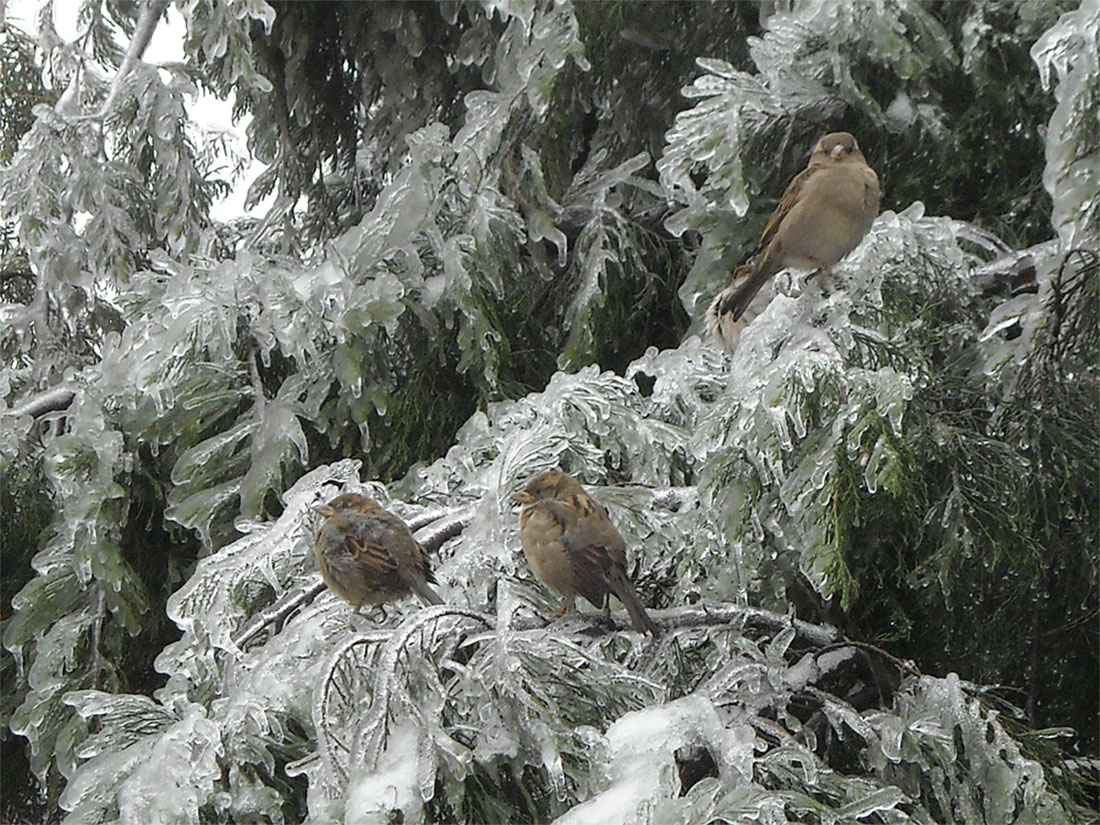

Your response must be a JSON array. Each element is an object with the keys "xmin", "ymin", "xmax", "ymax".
[
  {"xmin": 512, "ymin": 492, "xmax": 535, "ymax": 506},
  {"xmin": 831, "ymin": 144, "xmax": 846, "ymax": 157},
  {"xmin": 312, "ymin": 503, "xmax": 336, "ymax": 517}
]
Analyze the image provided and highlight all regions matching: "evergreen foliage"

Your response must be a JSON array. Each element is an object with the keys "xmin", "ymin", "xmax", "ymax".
[{"xmin": 1, "ymin": 1, "xmax": 1096, "ymax": 822}]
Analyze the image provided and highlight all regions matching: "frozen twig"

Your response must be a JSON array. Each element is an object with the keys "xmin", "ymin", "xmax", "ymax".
[
  {"xmin": 972, "ymin": 239, "xmax": 1061, "ymax": 296},
  {"xmin": 653, "ymin": 602, "xmax": 840, "ymax": 647},
  {"xmin": 4, "ymin": 386, "xmax": 76, "ymax": 419},
  {"xmin": 232, "ymin": 577, "xmax": 327, "ymax": 649},
  {"xmin": 413, "ymin": 507, "xmax": 475, "ymax": 553}
]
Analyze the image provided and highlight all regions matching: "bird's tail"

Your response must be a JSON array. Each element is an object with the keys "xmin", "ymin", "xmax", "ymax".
[
  {"xmin": 706, "ymin": 264, "xmax": 770, "ymax": 353},
  {"xmin": 403, "ymin": 572, "xmax": 445, "ymax": 606},
  {"xmin": 720, "ymin": 264, "xmax": 770, "ymax": 321},
  {"xmin": 609, "ymin": 567, "xmax": 659, "ymax": 635}
]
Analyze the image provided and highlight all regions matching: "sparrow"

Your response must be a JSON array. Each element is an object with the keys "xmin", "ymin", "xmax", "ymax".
[
  {"xmin": 313, "ymin": 493, "xmax": 444, "ymax": 615},
  {"xmin": 707, "ymin": 131, "xmax": 880, "ymax": 351},
  {"xmin": 513, "ymin": 472, "xmax": 659, "ymax": 635}
]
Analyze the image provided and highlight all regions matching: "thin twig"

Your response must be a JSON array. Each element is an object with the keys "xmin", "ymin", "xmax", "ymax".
[{"xmin": 814, "ymin": 639, "xmax": 922, "ymax": 678}]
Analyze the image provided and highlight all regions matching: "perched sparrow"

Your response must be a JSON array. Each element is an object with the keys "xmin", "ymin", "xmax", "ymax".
[
  {"xmin": 313, "ymin": 493, "xmax": 444, "ymax": 615},
  {"xmin": 707, "ymin": 132, "xmax": 880, "ymax": 351},
  {"xmin": 513, "ymin": 472, "xmax": 659, "ymax": 635}
]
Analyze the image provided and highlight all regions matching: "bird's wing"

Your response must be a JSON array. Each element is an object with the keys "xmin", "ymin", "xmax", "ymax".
[
  {"xmin": 558, "ymin": 496, "xmax": 629, "ymax": 610},
  {"xmin": 755, "ymin": 163, "xmax": 816, "ymax": 256},
  {"xmin": 345, "ymin": 519, "xmax": 444, "ymax": 604},
  {"xmin": 342, "ymin": 531, "xmax": 401, "ymax": 580},
  {"xmin": 558, "ymin": 496, "xmax": 657, "ymax": 633}
]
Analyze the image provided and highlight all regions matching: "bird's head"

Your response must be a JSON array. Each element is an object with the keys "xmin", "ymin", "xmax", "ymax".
[
  {"xmin": 312, "ymin": 492, "xmax": 382, "ymax": 518},
  {"xmin": 814, "ymin": 131, "xmax": 863, "ymax": 162},
  {"xmin": 512, "ymin": 471, "xmax": 584, "ymax": 505}
]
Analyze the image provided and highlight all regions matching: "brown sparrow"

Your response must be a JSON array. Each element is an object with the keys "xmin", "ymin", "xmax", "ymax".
[
  {"xmin": 513, "ymin": 472, "xmax": 659, "ymax": 635},
  {"xmin": 313, "ymin": 493, "xmax": 444, "ymax": 615},
  {"xmin": 707, "ymin": 132, "xmax": 880, "ymax": 351}
]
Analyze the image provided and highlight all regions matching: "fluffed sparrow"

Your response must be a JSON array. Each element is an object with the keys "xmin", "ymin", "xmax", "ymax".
[{"xmin": 313, "ymin": 493, "xmax": 444, "ymax": 615}]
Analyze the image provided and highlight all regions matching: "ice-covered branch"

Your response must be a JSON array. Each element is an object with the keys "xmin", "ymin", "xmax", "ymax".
[
  {"xmin": 971, "ymin": 241, "xmax": 1061, "ymax": 296},
  {"xmin": 648, "ymin": 603, "xmax": 840, "ymax": 647},
  {"xmin": 412, "ymin": 507, "xmax": 475, "ymax": 553},
  {"xmin": 232, "ymin": 574, "xmax": 840, "ymax": 653},
  {"xmin": 4, "ymin": 386, "xmax": 76, "ymax": 419},
  {"xmin": 308, "ymin": 600, "xmax": 839, "ymax": 646},
  {"xmin": 232, "ymin": 578, "xmax": 326, "ymax": 649},
  {"xmin": 85, "ymin": 0, "xmax": 170, "ymax": 122}
]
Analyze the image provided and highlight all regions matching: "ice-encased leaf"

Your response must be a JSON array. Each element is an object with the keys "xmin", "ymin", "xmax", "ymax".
[
  {"xmin": 855, "ymin": 674, "xmax": 1078, "ymax": 825},
  {"xmin": 10, "ymin": 603, "xmax": 101, "ymax": 781},
  {"xmin": 114, "ymin": 708, "xmax": 223, "ymax": 825},
  {"xmin": 626, "ymin": 337, "xmax": 728, "ymax": 432},
  {"xmin": 454, "ymin": 2, "xmax": 583, "ymax": 181},
  {"xmin": 63, "ymin": 690, "xmax": 177, "ymax": 760},
  {"xmin": 59, "ymin": 737, "xmax": 159, "ymax": 824},
  {"xmin": 241, "ymin": 389, "xmax": 309, "ymax": 519},
  {"xmin": 557, "ymin": 152, "xmax": 656, "ymax": 370}
]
